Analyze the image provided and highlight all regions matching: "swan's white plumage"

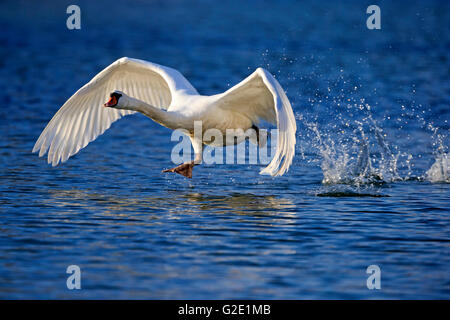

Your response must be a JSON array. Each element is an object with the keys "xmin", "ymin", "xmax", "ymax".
[
  {"xmin": 215, "ymin": 68, "xmax": 296, "ymax": 176},
  {"xmin": 33, "ymin": 57, "xmax": 296, "ymax": 176},
  {"xmin": 32, "ymin": 57, "xmax": 197, "ymax": 166}
]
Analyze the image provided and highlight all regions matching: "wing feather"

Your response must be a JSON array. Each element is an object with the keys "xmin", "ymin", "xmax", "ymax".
[
  {"xmin": 33, "ymin": 57, "xmax": 197, "ymax": 166},
  {"xmin": 215, "ymin": 68, "xmax": 296, "ymax": 176}
]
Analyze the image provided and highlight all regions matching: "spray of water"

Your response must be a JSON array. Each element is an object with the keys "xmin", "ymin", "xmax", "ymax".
[
  {"xmin": 261, "ymin": 49, "xmax": 448, "ymax": 186},
  {"xmin": 425, "ymin": 124, "xmax": 449, "ymax": 183},
  {"xmin": 301, "ymin": 115, "xmax": 413, "ymax": 186},
  {"xmin": 298, "ymin": 112, "xmax": 447, "ymax": 186}
]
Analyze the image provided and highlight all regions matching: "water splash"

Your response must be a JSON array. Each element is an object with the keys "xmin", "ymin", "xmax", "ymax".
[
  {"xmin": 301, "ymin": 114, "xmax": 413, "ymax": 186},
  {"xmin": 425, "ymin": 124, "xmax": 449, "ymax": 183},
  {"xmin": 426, "ymin": 153, "xmax": 449, "ymax": 183},
  {"xmin": 268, "ymin": 49, "xmax": 448, "ymax": 186}
]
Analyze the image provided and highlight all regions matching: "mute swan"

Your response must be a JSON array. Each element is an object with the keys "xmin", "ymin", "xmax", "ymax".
[{"xmin": 33, "ymin": 57, "xmax": 296, "ymax": 178}]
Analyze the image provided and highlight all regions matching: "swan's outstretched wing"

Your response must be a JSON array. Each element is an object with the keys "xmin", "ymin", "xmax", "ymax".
[
  {"xmin": 215, "ymin": 68, "xmax": 296, "ymax": 176},
  {"xmin": 33, "ymin": 57, "xmax": 197, "ymax": 166}
]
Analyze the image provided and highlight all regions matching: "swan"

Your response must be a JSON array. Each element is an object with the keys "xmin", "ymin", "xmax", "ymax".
[{"xmin": 33, "ymin": 57, "xmax": 296, "ymax": 178}]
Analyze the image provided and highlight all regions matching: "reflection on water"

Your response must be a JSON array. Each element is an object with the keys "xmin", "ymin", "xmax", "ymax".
[
  {"xmin": 47, "ymin": 188, "xmax": 296, "ymax": 219},
  {"xmin": 179, "ymin": 192, "xmax": 296, "ymax": 215}
]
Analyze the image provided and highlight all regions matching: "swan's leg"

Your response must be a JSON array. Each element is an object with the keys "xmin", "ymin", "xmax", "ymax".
[
  {"xmin": 162, "ymin": 137, "xmax": 203, "ymax": 178},
  {"xmin": 162, "ymin": 161, "xmax": 195, "ymax": 178},
  {"xmin": 162, "ymin": 153, "xmax": 202, "ymax": 178},
  {"xmin": 251, "ymin": 124, "xmax": 260, "ymax": 145}
]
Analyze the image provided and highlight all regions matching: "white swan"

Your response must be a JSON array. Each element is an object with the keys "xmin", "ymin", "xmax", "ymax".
[{"xmin": 33, "ymin": 57, "xmax": 296, "ymax": 178}]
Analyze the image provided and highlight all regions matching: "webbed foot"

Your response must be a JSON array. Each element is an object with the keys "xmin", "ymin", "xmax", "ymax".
[{"xmin": 162, "ymin": 162, "xmax": 194, "ymax": 178}]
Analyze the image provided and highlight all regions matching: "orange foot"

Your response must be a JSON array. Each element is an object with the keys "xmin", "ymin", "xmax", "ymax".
[{"xmin": 162, "ymin": 162, "xmax": 194, "ymax": 178}]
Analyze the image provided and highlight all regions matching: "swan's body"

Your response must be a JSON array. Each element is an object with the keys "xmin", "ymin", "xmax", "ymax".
[{"xmin": 33, "ymin": 57, "xmax": 296, "ymax": 177}]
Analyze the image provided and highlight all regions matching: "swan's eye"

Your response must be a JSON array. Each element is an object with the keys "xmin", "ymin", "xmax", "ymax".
[{"xmin": 110, "ymin": 92, "xmax": 122, "ymax": 99}]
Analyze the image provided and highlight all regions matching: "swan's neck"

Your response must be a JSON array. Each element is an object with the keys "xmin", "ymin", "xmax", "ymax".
[{"xmin": 124, "ymin": 97, "xmax": 186, "ymax": 130}]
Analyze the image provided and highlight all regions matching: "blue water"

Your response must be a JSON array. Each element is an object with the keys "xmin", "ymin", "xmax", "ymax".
[{"xmin": 1, "ymin": 0, "xmax": 449, "ymax": 299}]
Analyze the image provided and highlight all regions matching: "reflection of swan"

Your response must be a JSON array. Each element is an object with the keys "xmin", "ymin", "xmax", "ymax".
[
  {"xmin": 33, "ymin": 57, "xmax": 296, "ymax": 178},
  {"xmin": 172, "ymin": 192, "xmax": 296, "ymax": 217},
  {"xmin": 47, "ymin": 188, "xmax": 295, "ymax": 218}
]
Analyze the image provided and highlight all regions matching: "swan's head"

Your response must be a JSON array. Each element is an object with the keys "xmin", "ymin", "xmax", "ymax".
[{"xmin": 104, "ymin": 90, "xmax": 127, "ymax": 109}]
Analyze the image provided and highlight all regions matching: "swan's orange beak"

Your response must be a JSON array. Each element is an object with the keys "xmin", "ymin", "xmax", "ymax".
[{"xmin": 104, "ymin": 96, "xmax": 117, "ymax": 107}]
